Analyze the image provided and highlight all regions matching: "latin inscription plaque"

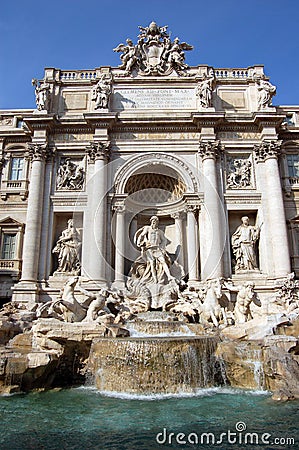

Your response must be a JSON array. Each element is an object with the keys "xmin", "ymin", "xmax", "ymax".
[{"xmin": 112, "ymin": 88, "xmax": 196, "ymax": 110}]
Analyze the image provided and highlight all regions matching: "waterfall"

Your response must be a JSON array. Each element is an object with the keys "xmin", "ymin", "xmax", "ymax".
[{"xmin": 88, "ymin": 336, "xmax": 226, "ymax": 394}]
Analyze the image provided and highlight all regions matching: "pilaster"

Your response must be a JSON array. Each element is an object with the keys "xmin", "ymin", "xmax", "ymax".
[
  {"xmin": 82, "ymin": 141, "xmax": 111, "ymax": 286},
  {"xmin": 113, "ymin": 203, "xmax": 126, "ymax": 288},
  {"xmin": 199, "ymin": 140, "xmax": 225, "ymax": 279},
  {"xmin": 185, "ymin": 204, "xmax": 199, "ymax": 283},
  {"xmin": 12, "ymin": 142, "xmax": 52, "ymax": 303},
  {"xmin": 254, "ymin": 140, "xmax": 291, "ymax": 277}
]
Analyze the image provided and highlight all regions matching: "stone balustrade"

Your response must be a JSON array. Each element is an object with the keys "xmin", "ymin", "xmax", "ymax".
[
  {"xmin": 0, "ymin": 259, "xmax": 22, "ymax": 274},
  {"xmin": 59, "ymin": 71, "xmax": 97, "ymax": 81},
  {"xmin": 0, "ymin": 180, "xmax": 29, "ymax": 200},
  {"xmin": 214, "ymin": 68, "xmax": 250, "ymax": 79}
]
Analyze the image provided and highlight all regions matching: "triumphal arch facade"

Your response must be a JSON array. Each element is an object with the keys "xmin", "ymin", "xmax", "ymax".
[{"xmin": 0, "ymin": 22, "xmax": 299, "ymax": 304}]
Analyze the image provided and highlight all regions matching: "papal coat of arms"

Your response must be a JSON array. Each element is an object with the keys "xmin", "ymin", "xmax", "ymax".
[{"xmin": 113, "ymin": 21, "xmax": 193, "ymax": 76}]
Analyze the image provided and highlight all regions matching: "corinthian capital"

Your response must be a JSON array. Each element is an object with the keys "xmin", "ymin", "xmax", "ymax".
[
  {"xmin": 26, "ymin": 143, "xmax": 49, "ymax": 162},
  {"xmin": 86, "ymin": 141, "xmax": 111, "ymax": 163},
  {"xmin": 254, "ymin": 140, "xmax": 281, "ymax": 163},
  {"xmin": 198, "ymin": 140, "xmax": 221, "ymax": 160}
]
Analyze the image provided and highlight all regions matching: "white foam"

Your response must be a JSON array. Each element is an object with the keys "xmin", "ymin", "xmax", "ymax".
[
  {"xmin": 88, "ymin": 386, "xmax": 270, "ymax": 401},
  {"xmin": 126, "ymin": 325, "xmax": 196, "ymax": 338}
]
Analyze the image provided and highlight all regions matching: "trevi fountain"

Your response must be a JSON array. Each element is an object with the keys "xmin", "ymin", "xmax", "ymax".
[{"xmin": 0, "ymin": 20, "xmax": 298, "ymax": 450}]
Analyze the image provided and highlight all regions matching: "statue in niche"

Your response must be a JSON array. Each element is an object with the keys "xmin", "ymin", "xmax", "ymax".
[
  {"xmin": 52, "ymin": 219, "xmax": 81, "ymax": 274},
  {"xmin": 231, "ymin": 216, "xmax": 260, "ymax": 272},
  {"xmin": 32, "ymin": 78, "xmax": 50, "ymax": 111},
  {"xmin": 91, "ymin": 73, "xmax": 112, "ymax": 109},
  {"xmin": 56, "ymin": 158, "xmax": 85, "ymax": 190},
  {"xmin": 126, "ymin": 216, "xmax": 184, "ymax": 311},
  {"xmin": 196, "ymin": 72, "xmax": 215, "ymax": 108},
  {"xmin": 256, "ymin": 78, "xmax": 276, "ymax": 109},
  {"xmin": 133, "ymin": 215, "xmax": 174, "ymax": 284},
  {"xmin": 226, "ymin": 158, "xmax": 252, "ymax": 189},
  {"xmin": 234, "ymin": 281, "xmax": 261, "ymax": 323}
]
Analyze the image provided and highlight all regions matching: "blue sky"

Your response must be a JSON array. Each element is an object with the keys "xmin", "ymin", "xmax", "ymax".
[{"xmin": 1, "ymin": 0, "xmax": 299, "ymax": 109}]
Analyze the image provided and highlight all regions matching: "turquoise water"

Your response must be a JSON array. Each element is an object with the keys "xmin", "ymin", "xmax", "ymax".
[{"xmin": 0, "ymin": 387, "xmax": 298, "ymax": 450}]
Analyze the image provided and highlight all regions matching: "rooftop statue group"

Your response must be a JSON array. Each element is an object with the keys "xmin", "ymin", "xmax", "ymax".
[
  {"xmin": 31, "ymin": 23, "xmax": 277, "ymax": 113},
  {"xmin": 113, "ymin": 21, "xmax": 193, "ymax": 76}
]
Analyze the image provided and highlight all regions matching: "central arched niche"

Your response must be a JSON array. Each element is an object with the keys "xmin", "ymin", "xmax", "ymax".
[
  {"xmin": 124, "ymin": 164, "xmax": 186, "ymax": 205},
  {"xmin": 122, "ymin": 165, "xmax": 188, "ymax": 276},
  {"xmin": 113, "ymin": 153, "xmax": 199, "ymax": 278}
]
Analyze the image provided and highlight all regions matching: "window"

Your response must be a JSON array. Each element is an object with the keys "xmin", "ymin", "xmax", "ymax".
[
  {"xmin": 287, "ymin": 154, "xmax": 299, "ymax": 178},
  {"xmin": 9, "ymin": 157, "xmax": 24, "ymax": 181},
  {"xmin": 1, "ymin": 234, "xmax": 16, "ymax": 259}
]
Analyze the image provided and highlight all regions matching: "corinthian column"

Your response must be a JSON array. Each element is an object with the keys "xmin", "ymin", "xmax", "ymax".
[
  {"xmin": 21, "ymin": 143, "xmax": 49, "ymax": 282},
  {"xmin": 255, "ymin": 141, "xmax": 291, "ymax": 277},
  {"xmin": 83, "ymin": 141, "xmax": 110, "ymax": 284},
  {"xmin": 171, "ymin": 211, "xmax": 184, "ymax": 267},
  {"xmin": 199, "ymin": 141, "xmax": 224, "ymax": 279},
  {"xmin": 186, "ymin": 205, "xmax": 199, "ymax": 283},
  {"xmin": 113, "ymin": 204, "xmax": 126, "ymax": 286}
]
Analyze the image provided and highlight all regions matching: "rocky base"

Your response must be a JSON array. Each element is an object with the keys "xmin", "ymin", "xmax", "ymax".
[
  {"xmin": 0, "ymin": 305, "xmax": 298, "ymax": 400},
  {"xmin": 218, "ymin": 315, "xmax": 299, "ymax": 401},
  {"xmin": 0, "ymin": 318, "xmax": 129, "ymax": 394}
]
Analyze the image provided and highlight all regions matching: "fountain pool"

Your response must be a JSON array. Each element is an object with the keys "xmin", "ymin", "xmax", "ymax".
[{"xmin": 0, "ymin": 387, "xmax": 298, "ymax": 449}]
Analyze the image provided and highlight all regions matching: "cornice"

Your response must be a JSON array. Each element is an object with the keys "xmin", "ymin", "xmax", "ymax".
[
  {"xmin": 23, "ymin": 114, "xmax": 59, "ymax": 133},
  {"xmin": 252, "ymin": 112, "xmax": 285, "ymax": 130},
  {"xmin": 83, "ymin": 112, "xmax": 117, "ymax": 129}
]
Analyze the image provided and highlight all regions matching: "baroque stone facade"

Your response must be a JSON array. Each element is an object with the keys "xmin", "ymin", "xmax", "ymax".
[{"xmin": 0, "ymin": 22, "xmax": 299, "ymax": 305}]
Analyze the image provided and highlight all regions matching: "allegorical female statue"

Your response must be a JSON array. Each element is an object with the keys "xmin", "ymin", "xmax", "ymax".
[
  {"xmin": 231, "ymin": 216, "xmax": 260, "ymax": 271},
  {"xmin": 52, "ymin": 219, "xmax": 81, "ymax": 274}
]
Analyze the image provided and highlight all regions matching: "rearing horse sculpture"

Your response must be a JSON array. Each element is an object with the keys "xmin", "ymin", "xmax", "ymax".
[{"xmin": 199, "ymin": 278, "xmax": 228, "ymax": 327}]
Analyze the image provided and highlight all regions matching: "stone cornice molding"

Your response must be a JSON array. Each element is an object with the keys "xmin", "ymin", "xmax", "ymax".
[
  {"xmin": 26, "ymin": 143, "xmax": 51, "ymax": 162},
  {"xmin": 254, "ymin": 140, "xmax": 281, "ymax": 163},
  {"xmin": 23, "ymin": 114, "xmax": 58, "ymax": 134},
  {"xmin": 85, "ymin": 141, "xmax": 111, "ymax": 163},
  {"xmin": 112, "ymin": 125, "xmax": 198, "ymax": 133},
  {"xmin": 192, "ymin": 112, "xmax": 225, "ymax": 128},
  {"xmin": 253, "ymin": 112, "xmax": 285, "ymax": 131},
  {"xmin": 198, "ymin": 140, "xmax": 222, "ymax": 160},
  {"xmin": 83, "ymin": 113, "xmax": 117, "ymax": 130}
]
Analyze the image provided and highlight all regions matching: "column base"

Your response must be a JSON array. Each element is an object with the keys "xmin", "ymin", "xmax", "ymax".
[{"xmin": 12, "ymin": 281, "xmax": 40, "ymax": 305}]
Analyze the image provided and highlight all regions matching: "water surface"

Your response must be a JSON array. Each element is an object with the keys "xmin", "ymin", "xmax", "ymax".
[{"xmin": 0, "ymin": 387, "xmax": 297, "ymax": 449}]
